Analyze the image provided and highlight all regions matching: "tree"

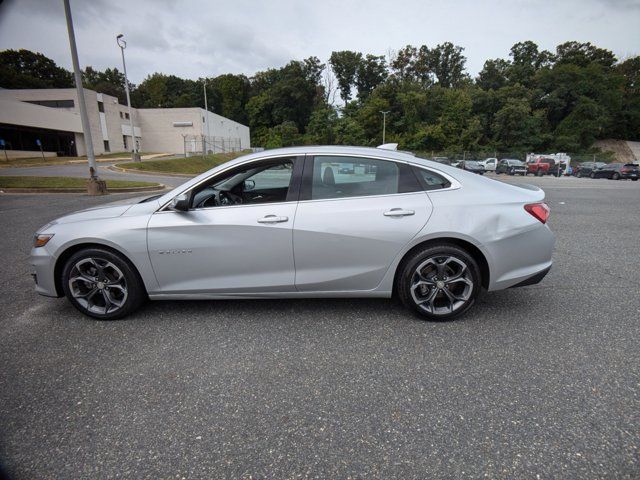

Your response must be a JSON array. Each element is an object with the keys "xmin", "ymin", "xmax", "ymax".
[
  {"xmin": 429, "ymin": 42, "xmax": 468, "ymax": 88},
  {"xmin": 355, "ymin": 54, "xmax": 387, "ymax": 99},
  {"xmin": 329, "ymin": 51, "xmax": 362, "ymax": 103},
  {"xmin": 477, "ymin": 59, "xmax": 510, "ymax": 90},
  {"xmin": 555, "ymin": 41, "xmax": 616, "ymax": 69},
  {"xmin": 0, "ymin": 49, "xmax": 73, "ymax": 89},
  {"xmin": 507, "ymin": 41, "xmax": 553, "ymax": 87},
  {"xmin": 83, "ymin": 66, "xmax": 128, "ymax": 103}
]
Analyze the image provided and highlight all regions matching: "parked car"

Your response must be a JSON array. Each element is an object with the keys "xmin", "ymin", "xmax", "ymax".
[
  {"xmin": 31, "ymin": 146, "xmax": 554, "ymax": 321},
  {"xmin": 432, "ymin": 157, "xmax": 451, "ymax": 165},
  {"xmin": 496, "ymin": 159, "xmax": 527, "ymax": 176},
  {"xmin": 573, "ymin": 162, "xmax": 606, "ymax": 177},
  {"xmin": 478, "ymin": 158, "xmax": 498, "ymax": 171},
  {"xmin": 527, "ymin": 158, "xmax": 558, "ymax": 176},
  {"xmin": 457, "ymin": 160, "xmax": 485, "ymax": 174},
  {"xmin": 590, "ymin": 163, "xmax": 639, "ymax": 180}
]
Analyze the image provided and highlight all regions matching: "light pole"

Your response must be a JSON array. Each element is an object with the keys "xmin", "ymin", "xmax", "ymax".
[
  {"xmin": 203, "ymin": 79, "xmax": 210, "ymax": 155},
  {"xmin": 380, "ymin": 110, "xmax": 390, "ymax": 144},
  {"xmin": 63, "ymin": 0, "xmax": 105, "ymax": 195},
  {"xmin": 116, "ymin": 34, "xmax": 139, "ymax": 162}
]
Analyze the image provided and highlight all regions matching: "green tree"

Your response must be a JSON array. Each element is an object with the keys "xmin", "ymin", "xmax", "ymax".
[
  {"xmin": 0, "ymin": 49, "xmax": 73, "ymax": 88},
  {"xmin": 329, "ymin": 50, "xmax": 362, "ymax": 103},
  {"xmin": 429, "ymin": 42, "xmax": 468, "ymax": 88},
  {"xmin": 355, "ymin": 54, "xmax": 388, "ymax": 99}
]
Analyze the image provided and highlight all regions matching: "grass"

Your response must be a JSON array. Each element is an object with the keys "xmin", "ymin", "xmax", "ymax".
[
  {"xmin": 1, "ymin": 152, "xmax": 154, "ymax": 167},
  {"xmin": 0, "ymin": 176, "xmax": 159, "ymax": 189},
  {"xmin": 118, "ymin": 150, "xmax": 250, "ymax": 175}
]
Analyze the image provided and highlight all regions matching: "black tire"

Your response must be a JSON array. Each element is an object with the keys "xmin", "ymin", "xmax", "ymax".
[
  {"xmin": 397, "ymin": 244, "xmax": 481, "ymax": 321},
  {"xmin": 61, "ymin": 247, "xmax": 146, "ymax": 320},
  {"xmin": 508, "ymin": 168, "xmax": 515, "ymax": 176},
  {"xmin": 590, "ymin": 172, "xmax": 595, "ymax": 179},
  {"xmin": 577, "ymin": 171, "xmax": 583, "ymax": 178},
  {"xmin": 612, "ymin": 172, "xmax": 620, "ymax": 180},
  {"xmin": 536, "ymin": 169, "xmax": 544, "ymax": 177},
  {"xmin": 632, "ymin": 178, "xmax": 638, "ymax": 181}
]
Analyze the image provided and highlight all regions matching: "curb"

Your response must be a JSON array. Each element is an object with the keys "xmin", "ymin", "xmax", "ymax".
[
  {"xmin": 109, "ymin": 164, "xmax": 194, "ymax": 178},
  {"xmin": 0, "ymin": 184, "xmax": 168, "ymax": 194}
]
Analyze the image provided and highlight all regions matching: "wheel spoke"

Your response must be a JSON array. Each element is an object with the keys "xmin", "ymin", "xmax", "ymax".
[
  {"xmin": 418, "ymin": 287, "xmax": 439, "ymax": 311},
  {"xmin": 447, "ymin": 277, "xmax": 473, "ymax": 287},
  {"xmin": 69, "ymin": 275, "xmax": 95, "ymax": 286},
  {"xmin": 441, "ymin": 287, "xmax": 456, "ymax": 312}
]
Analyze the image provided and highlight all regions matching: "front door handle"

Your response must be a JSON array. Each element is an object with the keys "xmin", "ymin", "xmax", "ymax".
[
  {"xmin": 257, "ymin": 215, "xmax": 289, "ymax": 224},
  {"xmin": 384, "ymin": 208, "xmax": 415, "ymax": 217}
]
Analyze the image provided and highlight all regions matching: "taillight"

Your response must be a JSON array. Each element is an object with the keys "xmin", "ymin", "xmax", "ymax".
[{"xmin": 524, "ymin": 203, "xmax": 550, "ymax": 224}]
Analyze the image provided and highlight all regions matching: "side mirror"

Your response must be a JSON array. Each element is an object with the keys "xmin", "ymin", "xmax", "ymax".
[
  {"xmin": 243, "ymin": 179, "xmax": 255, "ymax": 191},
  {"xmin": 170, "ymin": 193, "xmax": 190, "ymax": 211}
]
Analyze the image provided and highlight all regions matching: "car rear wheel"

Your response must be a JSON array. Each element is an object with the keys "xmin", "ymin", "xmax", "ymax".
[
  {"xmin": 577, "ymin": 171, "xmax": 583, "ymax": 178},
  {"xmin": 536, "ymin": 169, "xmax": 544, "ymax": 176},
  {"xmin": 590, "ymin": 172, "xmax": 595, "ymax": 179},
  {"xmin": 508, "ymin": 168, "xmax": 515, "ymax": 175},
  {"xmin": 612, "ymin": 172, "xmax": 620, "ymax": 180},
  {"xmin": 397, "ymin": 244, "xmax": 481, "ymax": 321},
  {"xmin": 61, "ymin": 248, "xmax": 146, "ymax": 320}
]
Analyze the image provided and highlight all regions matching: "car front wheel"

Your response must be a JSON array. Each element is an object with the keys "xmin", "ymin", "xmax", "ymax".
[
  {"xmin": 397, "ymin": 244, "xmax": 481, "ymax": 321},
  {"xmin": 61, "ymin": 248, "xmax": 146, "ymax": 320}
]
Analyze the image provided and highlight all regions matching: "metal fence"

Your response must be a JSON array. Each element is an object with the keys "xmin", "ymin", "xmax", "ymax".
[{"xmin": 183, "ymin": 135, "xmax": 242, "ymax": 157}]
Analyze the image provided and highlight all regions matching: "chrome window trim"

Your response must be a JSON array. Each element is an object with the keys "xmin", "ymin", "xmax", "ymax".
[
  {"xmin": 157, "ymin": 152, "xmax": 461, "ymax": 212},
  {"xmin": 296, "ymin": 190, "xmax": 429, "ymax": 205}
]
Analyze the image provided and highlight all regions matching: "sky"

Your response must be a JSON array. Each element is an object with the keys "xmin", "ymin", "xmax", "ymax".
[{"xmin": 0, "ymin": 0, "xmax": 639, "ymax": 84}]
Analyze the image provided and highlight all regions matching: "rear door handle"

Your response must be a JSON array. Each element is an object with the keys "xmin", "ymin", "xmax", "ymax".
[
  {"xmin": 257, "ymin": 215, "xmax": 289, "ymax": 224},
  {"xmin": 384, "ymin": 208, "xmax": 415, "ymax": 217}
]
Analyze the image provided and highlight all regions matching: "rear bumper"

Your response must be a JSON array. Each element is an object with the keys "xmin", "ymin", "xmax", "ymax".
[{"xmin": 509, "ymin": 265, "xmax": 551, "ymax": 288}]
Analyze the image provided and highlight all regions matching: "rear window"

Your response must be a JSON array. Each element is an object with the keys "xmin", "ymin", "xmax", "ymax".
[{"xmin": 413, "ymin": 167, "xmax": 451, "ymax": 191}]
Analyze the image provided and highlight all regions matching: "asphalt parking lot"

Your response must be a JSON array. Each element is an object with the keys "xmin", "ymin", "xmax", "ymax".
[{"xmin": 1, "ymin": 176, "xmax": 639, "ymax": 479}]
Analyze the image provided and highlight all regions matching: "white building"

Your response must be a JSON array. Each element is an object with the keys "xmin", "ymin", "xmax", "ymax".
[{"xmin": 0, "ymin": 88, "xmax": 250, "ymax": 159}]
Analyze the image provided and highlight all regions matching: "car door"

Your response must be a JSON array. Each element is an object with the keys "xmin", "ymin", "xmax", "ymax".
[
  {"xmin": 292, "ymin": 155, "xmax": 433, "ymax": 292},
  {"xmin": 147, "ymin": 156, "xmax": 302, "ymax": 294}
]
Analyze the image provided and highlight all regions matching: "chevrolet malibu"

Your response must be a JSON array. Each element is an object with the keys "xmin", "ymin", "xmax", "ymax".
[{"xmin": 31, "ymin": 146, "xmax": 555, "ymax": 321}]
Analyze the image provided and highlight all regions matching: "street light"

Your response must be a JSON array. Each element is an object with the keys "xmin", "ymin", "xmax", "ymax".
[
  {"xmin": 63, "ymin": 0, "xmax": 105, "ymax": 195},
  {"xmin": 380, "ymin": 111, "xmax": 390, "ymax": 144},
  {"xmin": 116, "ymin": 34, "xmax": 139, "ymax": 162}
]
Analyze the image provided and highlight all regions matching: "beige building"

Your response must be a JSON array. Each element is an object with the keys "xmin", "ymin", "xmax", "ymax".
[{"xmin": 0, "ymin": 88, "xmax": 250, "ymax": 158}]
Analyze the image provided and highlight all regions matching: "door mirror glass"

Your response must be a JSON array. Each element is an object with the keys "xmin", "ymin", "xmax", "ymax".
[
  {"xmin": 243, "ymin": 179, "xmax": 255, "ymax": 191},
  {"xmin": 171, "ymin": 193, "xmax": 190, "ymax": 211}
]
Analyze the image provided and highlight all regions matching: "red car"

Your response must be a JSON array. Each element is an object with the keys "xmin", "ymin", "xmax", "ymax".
[{"xmin": 527, "ymin": 158, "xmax": 561, "ymax": 176}]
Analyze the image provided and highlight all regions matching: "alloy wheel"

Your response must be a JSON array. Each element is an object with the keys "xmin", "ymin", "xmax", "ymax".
[
  {"xmin": 68, "ymin": 257, "xmax": 128, "ymax": 315},
  {"xmin": 410, "ymin": 256, "xmax": 474, "ymax": 315}
]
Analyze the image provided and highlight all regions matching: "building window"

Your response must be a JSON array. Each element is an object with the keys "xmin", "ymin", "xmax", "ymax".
[
  {"xmin": 125, "ymin": 112, "xmax": 130, "ymax": 120},
  {"xmin": 103, "ymin": 140, "xmax": 110, "ymax": 152},
  {"xmin": 25, "ymin": 99, "xmax": 75, "ymax": 108},
  {"xmin": 97, "ymin": 101, "xmax": 104, "ymax": 113},
  {"xmin": 123, "ymin": 135, "xmax": 128, "ymax": 150}
]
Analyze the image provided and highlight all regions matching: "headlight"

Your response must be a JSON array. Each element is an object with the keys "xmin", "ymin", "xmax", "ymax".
[{"xmin": 34, "ymin": 233, "xmax": 54, "ymax": 248}]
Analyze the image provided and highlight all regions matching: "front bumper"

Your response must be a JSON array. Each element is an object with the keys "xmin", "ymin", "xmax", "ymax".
[{"xmin": 30, "ymin": 246, "xmax": 60, "ymax": 297}]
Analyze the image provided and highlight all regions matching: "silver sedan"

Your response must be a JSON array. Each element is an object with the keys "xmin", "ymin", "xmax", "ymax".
[{"xmin": 31, "ymin": 146, "xmax": 555, "ymax": 321}]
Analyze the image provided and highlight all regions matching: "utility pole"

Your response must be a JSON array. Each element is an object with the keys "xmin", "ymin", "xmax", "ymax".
[
  {"xmin": 380, "ymin": 111, "xmax": 390, "ymax": 144},
  {"xmin": 203, "ymin": 79, "xmax": 210, "ymax": 155},
  {"xmin": 63, "ymin": 0, "xmax": 106, "ymax": 195},
  {"xmin": 117, "ymin": 34, "xmax": 139, "ymax": 162}
]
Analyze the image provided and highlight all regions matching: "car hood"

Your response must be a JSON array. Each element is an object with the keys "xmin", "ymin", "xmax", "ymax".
[{"xmin": 41, "ymin": 195, "xmax": 157, "ymax": 228}]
